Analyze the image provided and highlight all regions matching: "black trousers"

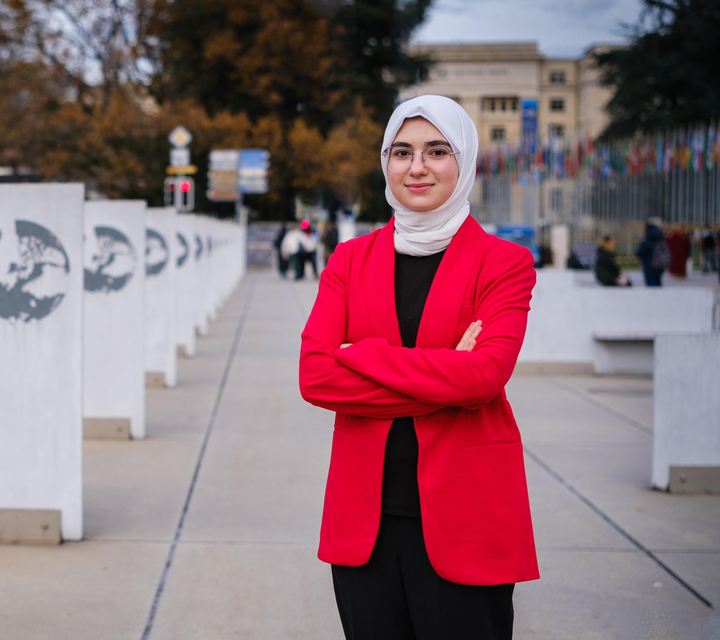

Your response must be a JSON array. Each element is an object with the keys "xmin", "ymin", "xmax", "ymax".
[{"xmin": 332, "ymin": 515, "xmax": 515, "ymax": 640}]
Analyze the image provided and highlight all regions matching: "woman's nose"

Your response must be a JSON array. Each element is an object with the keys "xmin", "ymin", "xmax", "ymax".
[{"xmin": 408, "ymin": 152, "xmax": 428, "ymax": 176}]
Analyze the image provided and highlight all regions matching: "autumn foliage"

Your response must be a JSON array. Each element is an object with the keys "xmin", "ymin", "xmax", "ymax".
[{"xmin": 0, "ymin": 0, "xmax": 430, "ymax": 219}]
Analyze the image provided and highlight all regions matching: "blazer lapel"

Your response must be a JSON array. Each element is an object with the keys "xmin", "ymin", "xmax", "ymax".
[
  {"xmin": 417, "ymin": 216, "xmax": 485, "ymax": 349},
  {"xmin": 367, "ymin": 219, "xmax": 403, "ymax": 346}
]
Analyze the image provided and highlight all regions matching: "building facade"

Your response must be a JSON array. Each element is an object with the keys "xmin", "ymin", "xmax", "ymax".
[{"xmin": 401, "ymin": 42, "xmax": 616, "ymax": 145}]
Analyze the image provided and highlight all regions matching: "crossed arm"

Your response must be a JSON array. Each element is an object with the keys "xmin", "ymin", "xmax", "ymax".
[{"xmin": 299, "ymin": 242, "xmax": 535, "ymax": 417}]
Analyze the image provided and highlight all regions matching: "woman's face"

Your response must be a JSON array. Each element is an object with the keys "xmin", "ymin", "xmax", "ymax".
[{"xmin": 387, "ymin": 117, "xmax": 460, "ymax": 212}]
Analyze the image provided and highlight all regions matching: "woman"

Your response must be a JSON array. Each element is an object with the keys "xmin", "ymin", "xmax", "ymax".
[
  {"xmin": 299, "ymin": 95, "xmax": 539, "ymax": 640},
  {"xmin": 596, "ymin": 235, "xmax": 630, "ymax": 286}
]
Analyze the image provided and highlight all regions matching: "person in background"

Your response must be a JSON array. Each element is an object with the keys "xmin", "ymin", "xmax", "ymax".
[
  {"xmin": 274, "ymin": 223, "xmax": 289, "ymax": 278},
  {"xmin": 637, "ymin": 219, "xmax": 669, "ymax": 287},
  {"xmin": 321, "ymin": 221, "xmax": 339, "ymax": 265},
  {"xmin": 282, "ymin": 221, "xmax": 319, "ymax": 280},
  {"xmin": 596, "ymin": 235, "xmax": 631, "ymax": 286},
  {"xmin": 700, "ymin": 224, "xmax": 717, "ymax": 273},
  {"xmin": 666, "ymin": 226, "xmax": 691, "ymax": 278},
  {"xmin": 299, "ymin": 221, "xmax": 319, "ymax": 279}
]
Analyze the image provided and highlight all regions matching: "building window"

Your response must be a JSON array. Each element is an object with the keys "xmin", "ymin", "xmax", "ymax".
[
  {"xmin": 549, "ymin": 98, "xmax": 565, "ymax": 112},
  {"xmin": 482, "ymin": 97, "xmax": 518, "ymax": 112},
  {"xmin": 549, "ymin": 70, "xmax": 566, "ymax": 84},
  {"xmin": 491, "ymin": 127, "xmax": 506, "ymax": 141},
  {"xmin": 549, "ymin": 124, "xmax": 565, "ymax": 139}
]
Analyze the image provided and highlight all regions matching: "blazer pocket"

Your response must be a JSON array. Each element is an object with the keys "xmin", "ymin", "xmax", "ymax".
[{"xmin": 461, "ymin": 435, "xmax": 521, "ymax": 448}]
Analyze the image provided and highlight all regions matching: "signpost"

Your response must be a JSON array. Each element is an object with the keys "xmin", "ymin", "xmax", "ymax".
[{"xmin": 166, "ymin": 126, "xmax": 195, "ymax": 212}]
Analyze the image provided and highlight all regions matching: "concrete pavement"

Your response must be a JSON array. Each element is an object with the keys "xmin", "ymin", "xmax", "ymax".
[{"xmin": 0, "ymin": 269, "xmax": 718, "ymax": 639}]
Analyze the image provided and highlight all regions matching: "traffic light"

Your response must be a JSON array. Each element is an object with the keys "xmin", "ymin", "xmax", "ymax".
[
  {"xmin": 164, "ymin": 177, "xmax": 176, "ymax": 207},
  {"xmin": 177, "ymin": 177, "xmax": 195, "ymax": 212}
]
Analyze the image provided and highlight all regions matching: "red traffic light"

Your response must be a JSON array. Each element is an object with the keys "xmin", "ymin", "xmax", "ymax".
[{"xmin": 180, "ymin": 180, "xmax": 191, "ymax": 193}]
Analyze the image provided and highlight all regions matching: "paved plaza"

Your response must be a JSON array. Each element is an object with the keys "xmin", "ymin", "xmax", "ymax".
[{"xmin": 1, "ymin": 270, "xmax": 719, "ymax": 640}]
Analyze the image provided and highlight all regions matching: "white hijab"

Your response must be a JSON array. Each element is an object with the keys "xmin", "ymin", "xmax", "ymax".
[{"xmin": 381, "ymin": 95, "xmax": 478, "ymax": 256}]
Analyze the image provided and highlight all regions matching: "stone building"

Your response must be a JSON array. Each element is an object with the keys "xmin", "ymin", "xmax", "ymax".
[{"xmin": 400, "ymin": 42, "xmax": 617, "ymax": 145}]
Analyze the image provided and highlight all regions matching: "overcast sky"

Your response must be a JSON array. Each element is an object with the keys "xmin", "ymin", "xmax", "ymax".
[{"xmin": 411, "ymin": 0, "xmax": 645, "ymax": 58}]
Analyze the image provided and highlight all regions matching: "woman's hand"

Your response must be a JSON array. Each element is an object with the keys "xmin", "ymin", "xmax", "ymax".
[
  {"xmin": 455, "ymin": 320, "xmax": 482, "ymax": 352},
  {"xmin": 340, "ymin": 343, "xmax": 353, "ymax": 349}
]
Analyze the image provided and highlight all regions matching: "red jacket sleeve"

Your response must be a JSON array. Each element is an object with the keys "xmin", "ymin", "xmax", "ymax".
[
  {"xmin": 299, "ymin": 242, "xmax": 446, "ymax": 419},
  {"xmin": 335, "ymin": 247, "xmax": 536, "ymax": 407}
]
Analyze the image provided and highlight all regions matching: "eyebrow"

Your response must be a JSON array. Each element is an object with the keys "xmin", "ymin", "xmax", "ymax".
[{"xmin": 391, "ymin": 139, "xmax": 451, "ymax": 148}]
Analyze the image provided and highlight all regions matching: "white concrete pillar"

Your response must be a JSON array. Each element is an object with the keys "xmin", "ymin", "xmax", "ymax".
[
  {"xmin": 84, "ymin": 200, "xmax": 146, "ymax": 438},
  {"xmin": 175, "ymin": 214, "xmax": 197, "ymax": 358},
  {"xmin": 652, "ymin": 333, "xmax": 720, "ymax": 491},
  {"xmin": 145, "ymin": 207, "xmax": 177, "ymax": 388},
  {"xmin": 0, "ymin": 183, "xmax": 85, "ymax": 540},
  {"xmin": 550, "ymin": 224, "xmax": 569, "ymax": 269},
  {"xmin": 338, "ymin": 218, "xmax": 356, "ymax": 244},
  {"xmin": 191, "ymin": 216, "xmax": 209, "ymax": 337}
]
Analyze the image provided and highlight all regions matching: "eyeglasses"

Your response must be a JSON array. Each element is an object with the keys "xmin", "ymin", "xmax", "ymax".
[{"xmin": 382, "ymin": 144, "xmax": 460, "ymax": 166}]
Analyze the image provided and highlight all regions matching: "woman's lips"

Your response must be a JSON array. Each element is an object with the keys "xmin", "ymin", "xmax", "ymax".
[{"xmin": 406, "ymin": 183, "xmax": 433, "ymax": 193}]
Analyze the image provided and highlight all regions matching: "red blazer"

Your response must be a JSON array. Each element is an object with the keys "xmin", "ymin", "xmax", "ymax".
[{"xmin": 299, "ymin": 216, "xmax": 540, "ymax": 585}]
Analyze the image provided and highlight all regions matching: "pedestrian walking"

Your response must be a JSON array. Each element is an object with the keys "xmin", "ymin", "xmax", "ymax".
[
  {"xmin": 637, "ymin": 219, "xmax": 670, "ymax": 287},
  {"xmin": 596, "ymin": 235, "xmax": 631, "ymax": 286},
  {"xmin": 700, "ymin": 224, "xmax": 717, "ymax": 273},
  {"xmin": 274, "ymin": 223, "xmax": 289, "ymax": 278},
  {"xmin": 300, "ymin": 95, "xmax": 539, "ymax": 640},
  {"xmin": 666, "ymin": 226, "xmax": 691, "ymax": 278}
]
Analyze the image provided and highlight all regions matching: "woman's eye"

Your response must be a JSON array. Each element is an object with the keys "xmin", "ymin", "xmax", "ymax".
[
  {"xmin": 428, "ymin": 147, "xmax": 450, "ymax": 157},
  {"xmin": 392, "ymin": 149, "xmax": 411, "ymax": 158}
]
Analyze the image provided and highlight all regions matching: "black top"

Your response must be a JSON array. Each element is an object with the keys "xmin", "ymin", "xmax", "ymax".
[
  {"xmin": 595, "ymin": 247, "xmax": 620, "ymax": 286},
  {"xmin": 381, "ymin": 250, "xmax": 446, "ymax": 517}
]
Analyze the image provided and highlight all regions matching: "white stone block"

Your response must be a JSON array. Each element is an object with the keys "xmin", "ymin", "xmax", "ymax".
[
  {"xmin": 83, "ymin": 200, "xmax": 146, "ymax": 438},
  {"xmin": 175, "ymin": 214, "xmax": 197, "ymax": 357},
  {"xmin": 0, "ymin": 183, "xmax": 85, "ymax": 540},
  {"xmin": 652, "ymin": 333, "xmax": 720, "ymax": 490},
  {"xmin": 519, "ymin": 271, "xmax": 716, "ymax": 374},
  {"xmin": 145, "ymin": 207, "xmax": 177, "ymax": 387}
]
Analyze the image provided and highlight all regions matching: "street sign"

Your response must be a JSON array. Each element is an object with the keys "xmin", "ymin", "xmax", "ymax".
[
  {"xmin": 207, "ymin": 149, "xmax": 240, "ymax": 202},
  {"xmin": 206, "ymin": 148, "xmax": 270, "ymax": 200},
  {"xmin": 238, "ymin": 149, "xmax": 269, "ymax": 194},
  {"xmin": 168, "ymin": 126, "xmax": 192, "ymax": 149},
  {"xmin": 166, "ymin": 165, "xmax": 197, "ymax": 175},
  {"xmin": 170, "ymin": 148, "xmax": 190, "ymax": 167}
]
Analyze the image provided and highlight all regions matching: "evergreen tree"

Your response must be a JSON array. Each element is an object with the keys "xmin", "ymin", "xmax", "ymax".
[{"xmin": 596, "ymin": 0, "xmax": 720, "ymax": 138}]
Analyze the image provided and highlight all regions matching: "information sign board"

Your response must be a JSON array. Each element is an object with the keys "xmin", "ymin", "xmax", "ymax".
[{"xmin": 239, "ymin": 149, "xmax": 269, "ymax": 194}]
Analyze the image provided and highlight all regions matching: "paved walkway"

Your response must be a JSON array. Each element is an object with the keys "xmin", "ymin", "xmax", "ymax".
[{"xmin": 1, "ymin": 270, "xmax": 718, "ymax": 639}]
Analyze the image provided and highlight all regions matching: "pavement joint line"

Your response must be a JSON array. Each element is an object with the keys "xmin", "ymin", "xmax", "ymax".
[
  {"xmin": 523, "ymin": 445, "xmax": 714, "ymax": 609},
  {"xmin": 140, "ymin": 277, "xmax": 257, "ymax": 640},
  {"xmin": 548, "ymin": 378, "xmax": 653, "ymax": 436}
]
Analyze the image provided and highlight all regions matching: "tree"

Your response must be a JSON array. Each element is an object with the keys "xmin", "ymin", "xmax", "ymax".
[
  {"xmin": 330, "ymin": 0, "xmax": 434, "ymax": 124},
  {"xmin": 0, "ymin": 0, "xmax": 433, "ymax": 219},
  {"xmin": 596, "ymin": 0, "xmax": 720, "ymax": 138},
  {"xmin": 142, "ymin": 0, "xmax": 434, "ymax": 218}
]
